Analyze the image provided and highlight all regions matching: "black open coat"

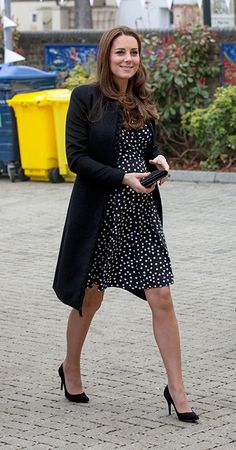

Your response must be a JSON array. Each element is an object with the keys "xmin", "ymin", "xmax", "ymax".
[{"xmin": 53, "ymin": 84, "xmax": 163, "ymax": 314}]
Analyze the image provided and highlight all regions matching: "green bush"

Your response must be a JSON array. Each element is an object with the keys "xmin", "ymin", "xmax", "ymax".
[
  {"xmin": 64, "ymin": 53, "xmax": 96, "ymax": 90},
  {"xmin": 182, "ymin": 86, "xmax": 236, "ymax": 169},
  {"xmin": 141, "ymin": 26, "xmax": 219, "ymax": 165}
]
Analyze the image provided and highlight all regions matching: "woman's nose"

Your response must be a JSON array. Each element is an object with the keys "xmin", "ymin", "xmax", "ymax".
[{"xmin": 124, "ymin": 52, "xmax": 132, "ymax": 61}]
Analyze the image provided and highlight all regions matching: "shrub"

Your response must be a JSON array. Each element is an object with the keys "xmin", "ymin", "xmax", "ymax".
[
  {"xmin": 182, "ymin": 86, "xmax": 236, "ymax": 169},
  {"xmin": 64, "ymin": 53, "xmax": 96, "ymax": 90},
  {"xmin": 141, "ymin": 26, "xmax": 219, "ymax": 166}
]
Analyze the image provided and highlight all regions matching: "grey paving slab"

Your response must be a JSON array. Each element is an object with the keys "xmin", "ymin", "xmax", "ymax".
[
  {"xmin": 170, "ymin": 169, "xmax": 236, "ymax": 184},
  {"xmin": 0, "ymin": 178, "xmax": 235, "ymax": 450}
]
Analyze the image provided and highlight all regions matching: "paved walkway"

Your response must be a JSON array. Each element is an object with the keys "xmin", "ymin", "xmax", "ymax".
[{"xmin": 0, "ymin": 178, "xmax": 235, "ymax": 449}]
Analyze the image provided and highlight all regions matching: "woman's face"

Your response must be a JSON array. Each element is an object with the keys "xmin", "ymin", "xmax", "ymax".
[{"xmin": 109, "ymin": 34, "xmax": 140, "ymax": 91}]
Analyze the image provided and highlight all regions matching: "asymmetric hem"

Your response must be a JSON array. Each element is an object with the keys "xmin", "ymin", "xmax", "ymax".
[{"xmin": 86, "ymin": 124, "xmax": 174, "ymax": 292}]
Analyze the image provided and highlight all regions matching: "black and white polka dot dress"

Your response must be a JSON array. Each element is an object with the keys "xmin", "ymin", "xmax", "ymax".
[{"xmin": 86, "ymin": 124, "xmax": 174, "ymax": 292}]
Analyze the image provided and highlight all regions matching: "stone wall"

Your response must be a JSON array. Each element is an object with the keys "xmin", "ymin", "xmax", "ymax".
[{"xmin": 18, "ymin": 28, "xmax": 236, "ymax": 72}]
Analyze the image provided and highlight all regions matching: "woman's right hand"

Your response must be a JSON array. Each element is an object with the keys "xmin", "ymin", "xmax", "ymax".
[{"xmin": 122, "ymin": 172, "xmax": 155, "ymax": 194}]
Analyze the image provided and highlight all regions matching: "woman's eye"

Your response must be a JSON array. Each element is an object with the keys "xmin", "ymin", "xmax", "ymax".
[{"xmin": 115, "ymin": 50, "xmax": 138, "ymax": 56}]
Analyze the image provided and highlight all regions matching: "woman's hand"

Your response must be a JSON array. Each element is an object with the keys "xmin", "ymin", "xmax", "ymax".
[
  {"xmin": 122, "ymin": 172, "xmax": 156, "ymax": 193},
  {"xmin": 149, "ymin": 155, "xmax": 169, "ymax": 186}
]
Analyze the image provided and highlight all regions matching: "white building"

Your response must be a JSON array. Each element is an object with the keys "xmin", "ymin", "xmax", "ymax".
[
  {"xmin": 1, "ymin": 0, "xmax": 235, "ymax": 31},
  {"xmin": 117, "ymin": 0, "xmax": 171, "ymax": 29},
  {"xmin": 1, "ymin": 0, "xmax": 172, "ymax": 31},
  {"xmin": 211, "ymin": 0, "xmax": 235, "ymax": 27}
]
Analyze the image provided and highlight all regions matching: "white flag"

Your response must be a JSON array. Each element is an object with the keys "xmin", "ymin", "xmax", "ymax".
[
  {"xmin": 196, "ymin": 0, "xmax": 203, "ymax": 7},
  {"xmin": 0, "ymin": 0, "xmax": 5, "ymax": 10},
  {"xmin": 167, "ymin": 0, "xmax": 173, "ymax": 10},
  {"xmin": 3, "ymin": 16, "xmax": 17, "ymax": 28},
  {"xmin": 4, "ymin": 49, "xmax": 25, "ymax": 64},
  {"xmin": 89, "ymin": 0, "xmax": 94, "ymax": 5}
]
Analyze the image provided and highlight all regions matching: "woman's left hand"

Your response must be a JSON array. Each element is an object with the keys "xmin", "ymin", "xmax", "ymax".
[{"xmin": 149, "ymin": 155, "xmax": 169, "ymax": 186}]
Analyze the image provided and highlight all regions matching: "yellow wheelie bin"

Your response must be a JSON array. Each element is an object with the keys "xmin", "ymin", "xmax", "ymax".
[
  {"xmin": 41, "ymin": 89, "xmax": 74, "ymax": 182},
  {"xmin": 8, "ymin": 89, "xmax": 73, "ymax": 182}
]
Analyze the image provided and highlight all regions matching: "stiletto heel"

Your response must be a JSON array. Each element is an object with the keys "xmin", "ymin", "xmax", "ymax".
[
  {"xmin": 58, "ymin": 364, "xmax": 89, "ymax": 403},
  {"xmin": 164, "ymin": 386, "xmax": 199, "ymax": 423},
  {"xmin": 167, "ymin": 401, "xmax": 171, "ymax": 416}
]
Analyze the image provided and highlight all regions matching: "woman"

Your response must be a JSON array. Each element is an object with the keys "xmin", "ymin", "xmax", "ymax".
[{"xmin": 53, "ymin": 26, "xmax": 198, "ymax": 423}]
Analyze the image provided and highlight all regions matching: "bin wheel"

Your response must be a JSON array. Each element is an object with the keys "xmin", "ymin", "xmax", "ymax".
[
  {"xmin": 7, "ymin": 163, "xmax": 16, "ymax": 182},
  {"xmin": 18, "ymin": 167, "xmax": 30, "ymax": 182},
  {"xmin": 48, "ymin": 168, "xmax": 64, "ymax": 183}
]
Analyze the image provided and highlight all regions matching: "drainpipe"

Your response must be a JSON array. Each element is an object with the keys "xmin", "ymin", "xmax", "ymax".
[{"xmin": 202, "ymin": 0, "xmax": 211, "ymax": 26}]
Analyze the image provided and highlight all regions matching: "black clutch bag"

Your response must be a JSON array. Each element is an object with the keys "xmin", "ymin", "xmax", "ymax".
[{"xmin": 141, "ymin": 170, "xmax": 168, "ymax": 187}]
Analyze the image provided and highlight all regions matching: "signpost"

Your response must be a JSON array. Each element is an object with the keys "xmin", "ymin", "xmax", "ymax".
[{"xmin": 3, "ymin": 0, "xmax": 13, "ymax": 52}]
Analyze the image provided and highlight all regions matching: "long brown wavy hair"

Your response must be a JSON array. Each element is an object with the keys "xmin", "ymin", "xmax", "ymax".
[{"xmin": 95, "ymin": 26, "xmax": 158, "ymax": 129}]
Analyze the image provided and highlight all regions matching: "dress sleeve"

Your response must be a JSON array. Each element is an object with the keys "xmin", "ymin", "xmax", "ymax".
[{"xmin": 66, "ymin": 86, "xmax": 125, "ymax": 187}]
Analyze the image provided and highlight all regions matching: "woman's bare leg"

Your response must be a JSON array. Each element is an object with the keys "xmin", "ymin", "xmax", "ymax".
[
  {"xmin": 145, "ymin": 286, "xmax": 192, "ymax": 413},
  {"xmin": 63, "ymin": 285, "xmax": 104, "ymax": 394}
]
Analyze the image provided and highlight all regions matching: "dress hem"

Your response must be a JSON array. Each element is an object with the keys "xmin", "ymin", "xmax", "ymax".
[{"xmin": 86, "ymin": 280, "xmax": 174, "ymax": 292}]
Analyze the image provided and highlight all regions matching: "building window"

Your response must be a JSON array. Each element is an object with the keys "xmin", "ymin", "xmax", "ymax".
[{"xmin": 32, "ymin": 13, "xmax": 37, "ymax": 23}]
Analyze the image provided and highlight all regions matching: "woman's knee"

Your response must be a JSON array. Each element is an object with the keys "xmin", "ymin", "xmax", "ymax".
[
  {"xmin": 145, "ymin": 286, "xmax": 174, "ymax": 314},
  {"xmin": 83, "ymin": 286, "xmax": 104, "ymax": 313}
]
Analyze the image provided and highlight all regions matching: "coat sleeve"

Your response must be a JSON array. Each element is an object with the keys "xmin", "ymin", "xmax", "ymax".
[
  {"xmin": 66, "ymin": 86, "xmax": 125, "ymax": 187},
  {"xmin": 152, "ymin": 145, "xmax": 162, "ymax": 158},
  {"xmin": 151, "ymin": 120, "xmax": 162, "ymax": 158}
]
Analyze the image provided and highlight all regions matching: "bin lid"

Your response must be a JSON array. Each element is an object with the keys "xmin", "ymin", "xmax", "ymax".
[
  {"xmin": 7, "ymin": 89, "xmax": 71, "ymax": 106},
  {"xmin": 40, "ymin": 89, "xmax": 71, "ymax": 104},
  {"xmin": 0, "ymin": 64, "xmax": 57, "ymax": 80}
]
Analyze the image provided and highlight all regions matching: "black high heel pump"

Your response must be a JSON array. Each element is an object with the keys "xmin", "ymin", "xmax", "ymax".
[
  {"xmin": 58, "ymin": 364, "xmax": 89, "ymax": 403},
  {"xmin": 164, "ymin": 386, "xmax": 199, "ymax": 423}
]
